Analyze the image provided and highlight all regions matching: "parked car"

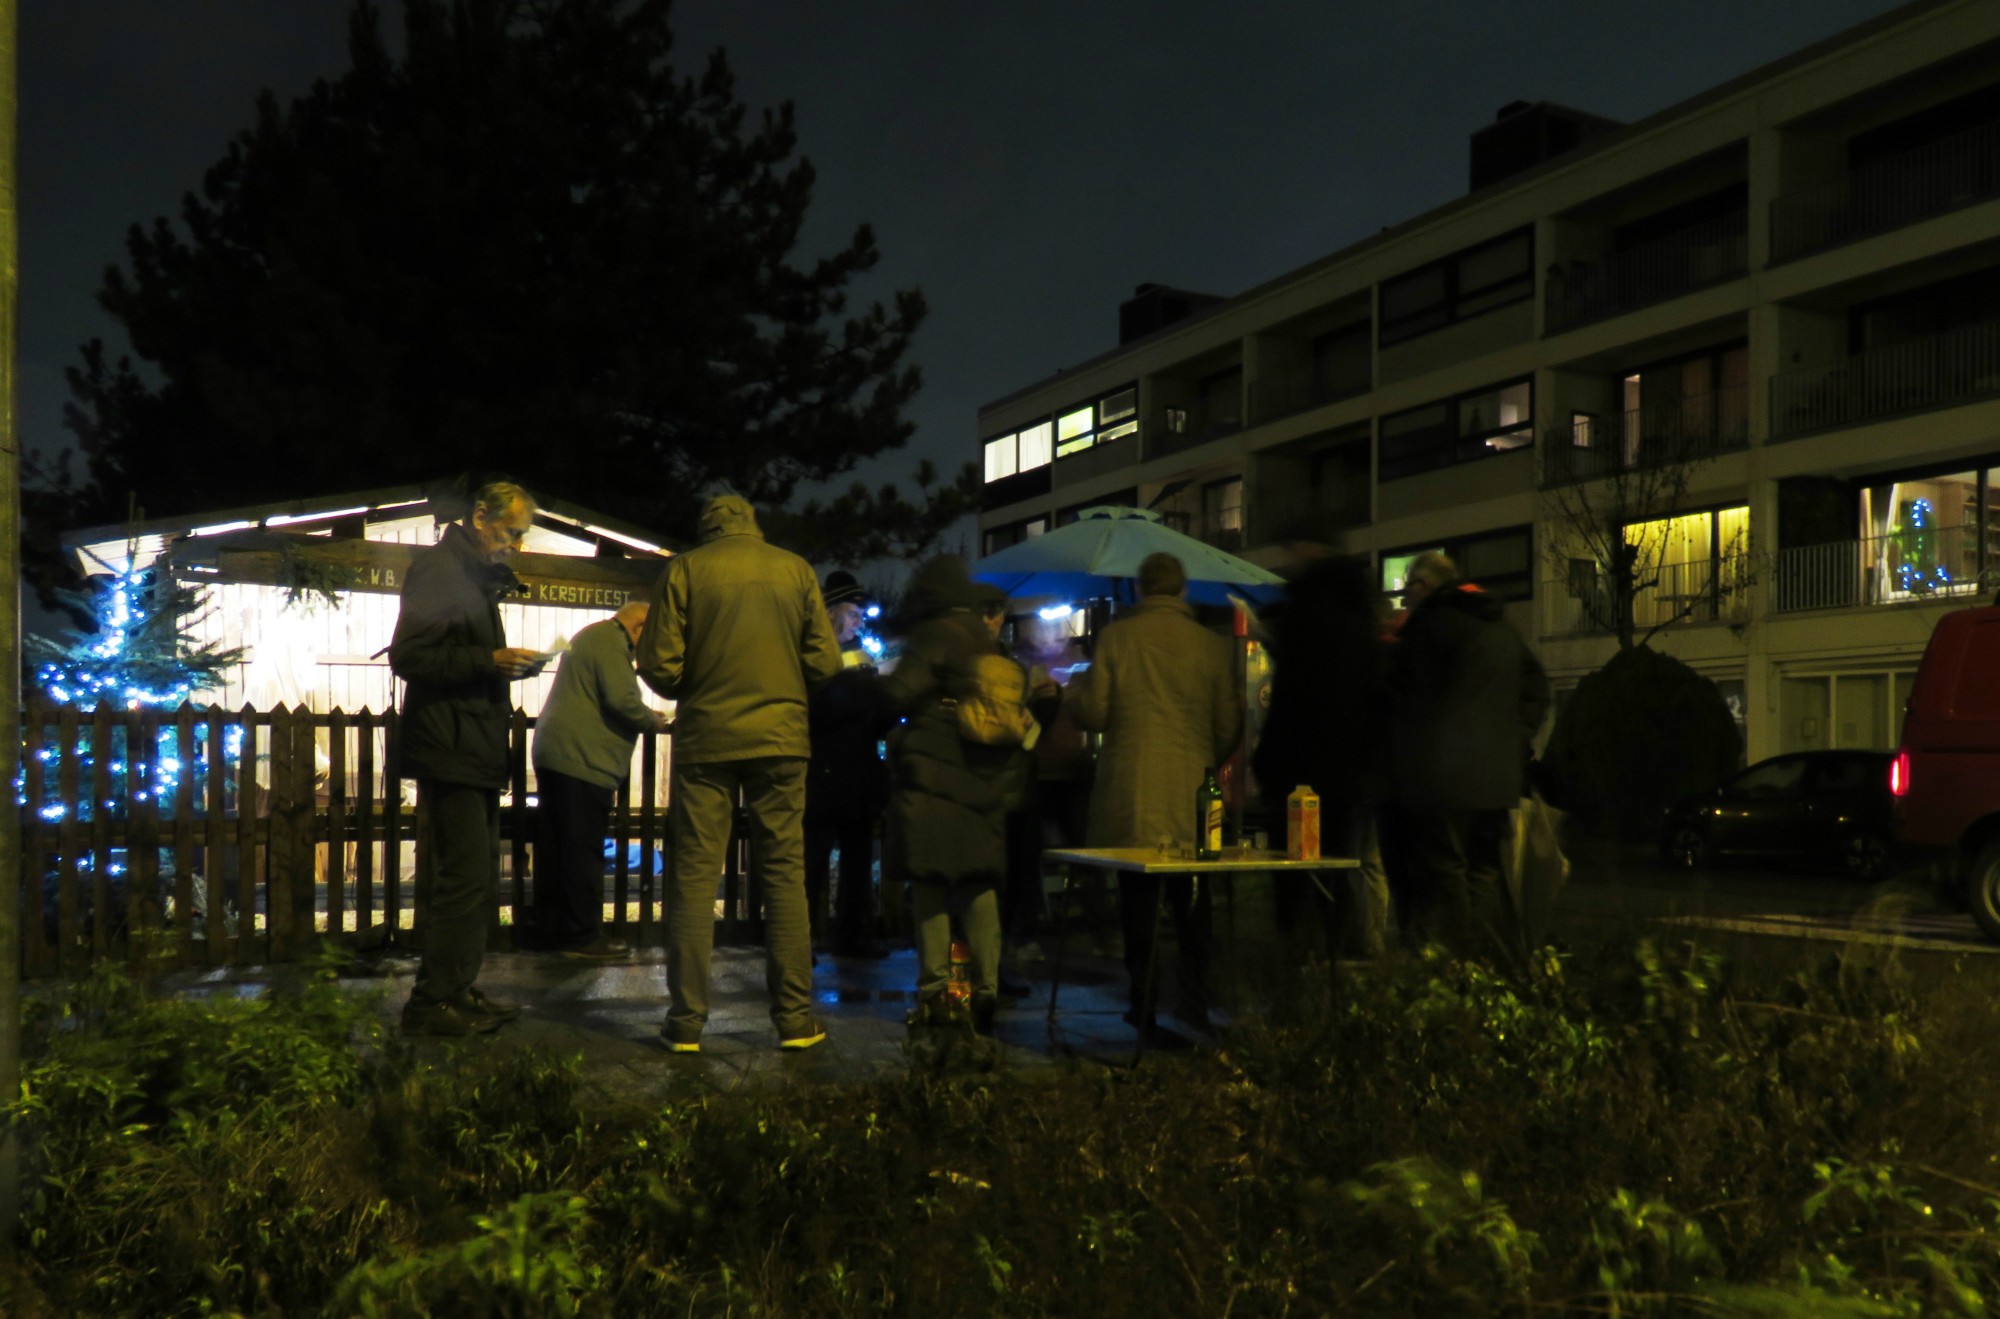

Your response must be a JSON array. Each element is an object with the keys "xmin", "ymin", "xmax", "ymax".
[
  {"xmin": 1660, "ymin": 750, "xmax": 1893, "ymax": 880},
  {"xmin": 1893, "ymin": 604, "xmax": 2000, "ymax": 938}
]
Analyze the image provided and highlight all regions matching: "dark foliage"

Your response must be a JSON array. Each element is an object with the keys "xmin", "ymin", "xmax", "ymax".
[
  {"xmin": 1541, "ymin": 645, "xmax": 1741, "ymax": 836},
  {"xmin": 62, "ymin": 0, "xmax": 974, "ymax": 559},
  {"xmin": 8, "ymin": 941, "xmax": 2000, "ymax": 1316}
]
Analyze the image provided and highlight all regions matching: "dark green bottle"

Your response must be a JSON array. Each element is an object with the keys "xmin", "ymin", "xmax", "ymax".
[{"xmin": 1195, "ymin": 766, "xmax": 1224, "ymax": 861}]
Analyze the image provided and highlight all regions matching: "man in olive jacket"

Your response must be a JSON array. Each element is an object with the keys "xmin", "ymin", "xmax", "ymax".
[
  {"xmin": 638, "ymin": 495, "xmax": 844, "ymax": 1052},
  {"xmin": 390, "ymin": 481, "xmax": 545, "ymax": 1037},
  {"xmin": 529, "ymin": 601, "xmax": 668, "ymax": 959},
  {"xmin": 1070, "ymin": 552, "xmax": 1241, "ymax": 1036}
]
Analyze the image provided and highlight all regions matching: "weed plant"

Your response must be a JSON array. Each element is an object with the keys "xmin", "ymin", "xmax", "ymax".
[{"xmin": 4, "ymin": 939, "xmax": 2000, "ymax": 1316}]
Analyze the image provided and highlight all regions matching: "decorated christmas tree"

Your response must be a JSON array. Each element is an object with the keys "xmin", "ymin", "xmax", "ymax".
[{"xmin": 27, "ymin": 548, "xmax": 243, "ymax": 709}]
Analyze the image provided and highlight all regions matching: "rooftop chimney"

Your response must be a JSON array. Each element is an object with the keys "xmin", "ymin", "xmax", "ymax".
[
  {"xmin": 1118, "ymin": 283, "xmax": 1224, "ymax": 345},
  {"xmin": 1469, "ymin": 101, "xmax": 1623, "ymax": 192}
]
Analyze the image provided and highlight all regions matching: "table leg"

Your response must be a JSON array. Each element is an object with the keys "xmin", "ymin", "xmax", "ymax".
[
  {"xmin": 1045, "ymin": 859, "xmax": 1069, "ymax": 1035},
  {"xmin": 1130, "ymin": 874, "xmax": 1170, "ymax": 1064}
]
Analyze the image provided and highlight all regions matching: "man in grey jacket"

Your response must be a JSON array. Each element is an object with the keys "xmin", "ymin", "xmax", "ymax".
[
  {"xmin": 529, "ymin": 601, "xmax": 668, "ymax": 960},
  {"xmin": 638, "ymin": 495, "xmax": 844, "ymax": 1052}
]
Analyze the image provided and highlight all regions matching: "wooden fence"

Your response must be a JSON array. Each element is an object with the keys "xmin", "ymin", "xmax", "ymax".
[{"xmin": 11, "ymin": 699, "xmax": 745, "ymax": 979}]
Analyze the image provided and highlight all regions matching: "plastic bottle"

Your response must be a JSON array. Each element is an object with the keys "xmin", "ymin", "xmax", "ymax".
[
  {"xmin": 947, "ymin": 939, "xmax": 973, "ymax": 1005},
  {"xmin": 1196, "ymin": 767, "xmax": 1224, "ymax": 861},
  {"xmin": 1287, "ymin": 784, "xmax": 1321, "ymax": 861}
]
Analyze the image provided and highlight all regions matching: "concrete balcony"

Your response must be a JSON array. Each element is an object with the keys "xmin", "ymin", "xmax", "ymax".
[
  {"xmin": 1545, "ymin": 212, "xmax": 1748, "ymax": 333},
  {"xmin": 1770, "ymin": 120, "xmax": 2000, "ymax": 263},
  {"xmin": 1541, "ymin": 385, "xmax": 1749, "ymax": 487},
  {"xmin": 1769, "ymin": 524, "xmax": 1991, "ymax": 613},
  {"xmin": 1769, "ymin": 320, "xmax": 2000, "ymax": 439}
]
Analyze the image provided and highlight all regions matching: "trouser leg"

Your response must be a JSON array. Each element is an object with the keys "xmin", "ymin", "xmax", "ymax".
[
  {"xmin": 1465, "ymin": 808, "xmax": 1521, "ymax": 966},
  {"xmin": 534, "ymin": 767, "xmax": 611, "ymax": 949},
  {"xmin": 958, "ymin": 880, "xmax": 1002, "ymax": 999},
  {"xmin": 912, "ymin": 880, "xmax": 953, "ymax": 1004},
  {"xmin": 411, "ymin": 781, "xmax": 498, "ymax": 1008},
  {"xmin": 665, "ymin": 760, "xmax": 736, "ymax": 1041},
  {"xmin": 832, "ymin": 814, "xmax": 876, "ymax": 948},
  {"xmin": 741, "ymin": 757, "xmax": 815, "ymax": 1034},
  {"xmin": 1120, "ymin": 874, "xmax": 1164, "ymax": 1021},
  {"xmin": 1166, "ymin": 875, "xmax": 1212, "ymax": 1016}
]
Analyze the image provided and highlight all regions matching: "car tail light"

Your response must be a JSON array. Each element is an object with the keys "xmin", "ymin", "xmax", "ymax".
[{"xmin": 1890, "ymin": 750, "xmax": 1910, "ymax": 798}]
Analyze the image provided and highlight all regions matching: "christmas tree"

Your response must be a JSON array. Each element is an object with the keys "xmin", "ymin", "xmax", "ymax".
[{"xmin": 28, "ymin": 548, "xmax": 243, "ymax": 709}]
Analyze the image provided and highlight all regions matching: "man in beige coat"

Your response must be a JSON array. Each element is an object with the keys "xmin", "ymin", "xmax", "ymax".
[
  {"xmin": 638, "ymin": 495, "xmax": 845, "ymax": 1052},
  {"xmin": 1070, "ymin": 552, "xmax": 1241, "ymax": 1037}
]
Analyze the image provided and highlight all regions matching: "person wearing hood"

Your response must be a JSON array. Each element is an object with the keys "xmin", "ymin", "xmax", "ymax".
[
  {"xmin": 637, "ymin": 494, "xmax": 845, "ymax": 1053},
  {"xmin": 877, "ymin": 555, "xmax": 1033, "ymax": 1034},
  {"xmin": 1382, "ymin": 551, "xmax": 1550, "ymax": 959},
  {"xmin": 389, "ymin": 480, "xmax": 544, "ymax": 1037},
  {"xmin": 805, "ymin": 570, "xmax": 892, "ymax": 957}
]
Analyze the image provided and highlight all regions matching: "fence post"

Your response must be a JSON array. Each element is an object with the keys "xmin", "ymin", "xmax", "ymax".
[
  {"xmin": 54, "ymin": 706, "xmax": 79, "ymax": 975},
  {"xmin": 172, "ymin": 704, "xmax": 195, "ymax": 967},
  {"xmin": 268, "ymin": 705, "xmax": 296, "ymax": 962},
  {"xmin": 87, "ymin": 704, "xmax": 113, "ymax": 961},
  {"xmin": 383, "ymin": 710, "xmax": 404, "ymax": 944},
  {"xmin": 355, "ymin": 710, "xmax": 378, "ymax": 941},
  {"xmin": 202, "ymin": 709, "xmax": 227, "ymax": 965},
  {"xmin": 19, "ymin": 695, "xmax": 50, "ymax": 978},
  {"xmin": 234, "ymin": 705, "xmax": 259, "ymax": 965},
  {"xmin": 327, "ymin": 708, "xmax": 348, "ymax": 944},
  {"xmin": 507, "ymin": 708, "xmax": 530, "ymax": 940},
  {"xmin": 125, "ymin": 705, "xmax": 162, "ymax": 971}
]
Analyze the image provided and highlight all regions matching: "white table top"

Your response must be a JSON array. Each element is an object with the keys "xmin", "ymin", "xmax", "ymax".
[{"xmin": 1042, "ymin": 846, "xmax": 1360, "ymax": 875}]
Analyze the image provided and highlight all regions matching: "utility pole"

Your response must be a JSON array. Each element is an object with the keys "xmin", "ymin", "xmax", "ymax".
[{"xmin": 0, "ymin": 0, "xmax": 23, "ymax": 1261}]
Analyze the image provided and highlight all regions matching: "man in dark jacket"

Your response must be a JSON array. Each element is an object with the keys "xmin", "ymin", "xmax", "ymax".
[
  {"xmin": 1383, "ymin": 552, "xmax": 1550, "ymax": 960},
  {"xmin": 638, "ymin": 495, "xmax": 844, "ymax": 1053},
  {"xmin": 1252, "ymin": 524, "xmax": 1388, "ymax": 959},
  {"xmin": 528, "ymin": 601, "xmax": 668, "ymax": 959},
  {"xmin": 805, "ymin": 571, "xmax": 891, "ymax": 957},
  {"xmin": 389, "ymin": 480, "xmax": 545, "ymax": 1037}
]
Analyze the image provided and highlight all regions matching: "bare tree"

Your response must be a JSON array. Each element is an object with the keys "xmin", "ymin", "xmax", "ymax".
[{"xmin": 1540, "ymin": 426, "xmax": 1750, "ymax": 651}]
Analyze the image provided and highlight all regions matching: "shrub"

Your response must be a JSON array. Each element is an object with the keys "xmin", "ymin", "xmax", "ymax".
[{"xmin": 1542, "ymin": 645, "xmax": 1741, "ymax": 837}]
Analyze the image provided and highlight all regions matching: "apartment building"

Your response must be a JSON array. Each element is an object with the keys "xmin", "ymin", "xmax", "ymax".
[{"xmin": 975, "ymin": 0, "xmax": 2000, "ymax": 763}]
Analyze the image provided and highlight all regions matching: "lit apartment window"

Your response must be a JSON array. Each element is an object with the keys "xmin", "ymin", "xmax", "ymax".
[
  {"xmin": 1203, "ymin": 478, "xmax": 1244, "ymax": 550},
  {"xmin": 983, "ymin": 433, "xmax": 1018, "ymax": 483},
  {"xmin": 1379, "ymin": 378, "xmax": 1534, "ymax": 481},
  {"xmin": 1098, "ymin": 388, "xmax": 1137, "ymax": 426},
  {"xmin": 1056, "ymin": 406, "xmax": 1095, "ymax": 457},
  {"xmin": 1379, "ymin": 228, "xmax": 1534, "ymax": 347},
  {"xmin": 1018, "ymin": 421, "xmax": 1053, "ymax": 470}
]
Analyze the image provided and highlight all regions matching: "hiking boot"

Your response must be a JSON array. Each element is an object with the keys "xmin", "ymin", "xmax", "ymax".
[
  {"xmin": 557, "ymin": 936, "xmax": 632, "ymax": 962},
  {"xmin": 779, "ymin": 1015, "xmax": 828, "ymax": 1051},
  {"xmin": 457, "ymin": 987, "xmax": 521, "ymax": 1023},
  {"xmin": 658, "ymin": 1024, "xmax": 701, "ymax": 1055},
  {"xmin": 401, "ymin": 999, "xmax": 502, "ymax": 1038}
]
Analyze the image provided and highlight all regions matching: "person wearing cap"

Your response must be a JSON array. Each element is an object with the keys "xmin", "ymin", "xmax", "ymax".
[
  {"xmin": 527, "ymin": 601, "xmax": 669, "ymax": 960},
  {"xmin": 805, "ymin": 571, "xmax": 892, "ymax": 957},
  {"xmin": 637, "ymin": 494, "xmax": 845, "ymax": 1052}
]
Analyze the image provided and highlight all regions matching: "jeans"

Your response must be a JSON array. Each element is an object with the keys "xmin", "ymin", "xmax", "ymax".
[{"xmin": 664, "ymin": 756, "xmax": 815, "ymax": 1042}]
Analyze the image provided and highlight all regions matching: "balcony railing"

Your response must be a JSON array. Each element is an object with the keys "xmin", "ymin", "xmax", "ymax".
[
  {"xmin": 1770, "ymin": 120, "xmax": 2000, "ymax": 262},
  {"xmin": 1541, "ymin": 385, "xmax": 1749, "ymax": 486},
  {"xmin": 1253, "ymin": 482, "xmax": 1370, "ymax": 545},
  {"xmin": 1769, "ymin": 320, "xmax": 2000, "ymax": 438},
  {"xmin": 1545, "ymin": 212, "xmax": 1748, "ymax": 333},
  {"xmin": 1247, "ymin": 363, "xmax": 1370, "ymax": 427},
  {"xmin": 1144, "ymin": 405, "xmax": 1243, "ymax": 460},
  {"xmin": 1769, "ymin": 524, "xmax": 1991, "ymax": 613},
  {"xmin": 1545, "ymin": 551, "xmax": 1752, "ymax": 636}
]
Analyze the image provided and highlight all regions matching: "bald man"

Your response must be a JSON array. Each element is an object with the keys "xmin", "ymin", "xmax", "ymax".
[{"xmin": 528, "ymin": 601, "xmax": 670, "ymax": 959}]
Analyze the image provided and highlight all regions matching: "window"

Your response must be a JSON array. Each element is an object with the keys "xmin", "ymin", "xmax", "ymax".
[
  {"xmin": 1047, "ymin": 384, "xmax": 1138, "ymax": 461},
  {"xmin": 1732, "ymin": 757, "xmax": 1805, "ymax": 799},
  {"xmin": 1381, "ymin": 526, "xmax": 1534, "ymax": 602},
  {"xmin": 1201, "ymin": 367, "xmax": 1244, "ymax": 430},
  {"xmin": 1379, "ymin": 378, "xmax": 1533, "ymax": 481},
  {"xmin": 1379, "ymin": 228, "xmax": 1533, "ymax": 346},
  {"xmin": 1621, "ymin": 504, "xmax": 1750, "ymax": 627},
  {"xmin": 981, "ymin": 516, "xmax": 1049, "ymax": 556},
  {"xmin": 983, "ymin": 434, "xmax": 1017, "ymax": 483},
  {"xmin": 1203, "ymin": 478, "xmax": 1243, "ymax": 550},
  {"xmin": 1311, "ymin": 322, "xmax": 1372, "ymax": 400},
  {"xmin": 1018, "ymin": 421, "xmax": 1053, "ymax": 470},
  {"xmin": 982, "ymin": 420, "xmax": 1055, "ymax": 485}
]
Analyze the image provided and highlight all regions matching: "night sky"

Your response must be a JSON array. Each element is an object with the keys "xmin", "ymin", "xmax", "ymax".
[{"xmin": 21, "ymin": 0, "xmax": 1908, "ymax": 541}]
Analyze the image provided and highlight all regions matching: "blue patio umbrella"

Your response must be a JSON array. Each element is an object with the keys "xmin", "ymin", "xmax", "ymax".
[{"xmin": 970, "ymin": 506, "xmax": 1284, "ymax": 606}]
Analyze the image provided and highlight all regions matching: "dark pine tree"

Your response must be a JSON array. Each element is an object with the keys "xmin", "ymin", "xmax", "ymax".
[{"xmin": 63, "ymin": 0, "xmax": 972, "ymax": 557}]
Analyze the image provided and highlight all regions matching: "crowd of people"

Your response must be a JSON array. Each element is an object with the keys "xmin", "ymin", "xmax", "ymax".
[{"xmin": 387, "ymin": 483, "xmax": 1548, "ymax": 1047}]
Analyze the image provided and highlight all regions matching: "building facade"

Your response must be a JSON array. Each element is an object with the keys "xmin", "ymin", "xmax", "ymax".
[{"xmin": 976, "ymin": 0, "xmax": 2000, "ymax": 762}]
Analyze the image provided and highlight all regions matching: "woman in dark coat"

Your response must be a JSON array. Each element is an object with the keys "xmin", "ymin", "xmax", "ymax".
[{"xmin": 879, "ymin": 556, "xmax": 1031, "ymax": 1031}]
